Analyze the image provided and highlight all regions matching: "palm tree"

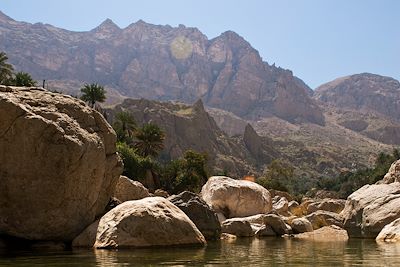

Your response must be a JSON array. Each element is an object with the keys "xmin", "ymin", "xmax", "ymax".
[
  {"xmin": 113, "ymin": 111, "xmax": 136, "ymax": 143},
  {"xmin": 134, "ymin": 123, "xmax": 165, "ymax": 158},
  {"xmin": 134, "ymin": 123, "xmax": 165, "ymax": 192},
  {"xmin": 80, "ymin": 83, "xmax": 106, "ymax": 108},
  {"xmin": 12, "ymin": 71, "xmax": 37, "ymax": 86},
  {"xmin": 0, "ymin": 52, "xmax": 14, "ymax": 85}
]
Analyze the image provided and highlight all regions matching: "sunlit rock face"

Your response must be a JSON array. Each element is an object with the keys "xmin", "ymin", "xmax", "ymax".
[
  {"xmin": 0, "ymin": 86, "xmax": 122, "ymax": 241},
  {"xmin": 94, "ymin": 197, "xmax": 206, "ymax": 248},
  {"xmin": 0, "ymin": 12, "xmax": 324, "ymax": 125},
  {"xmin": 200, "ymin": 176, "xmax": 272, "ymax": 218}
]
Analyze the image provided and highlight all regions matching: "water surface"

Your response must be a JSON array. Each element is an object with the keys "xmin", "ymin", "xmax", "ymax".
[{"xmin": 1, "ymin": 238, "xmax": 400, "ymax": 266}]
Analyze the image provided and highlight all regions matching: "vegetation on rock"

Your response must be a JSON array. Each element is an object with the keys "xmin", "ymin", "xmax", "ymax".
[
  {"xmin": 318, "ymin": 149, "xmax": 400, "ymax": 198},
  {"xmin": 80, "ymin": 83, "xmax": 106, "ymax": 108},
  {"xmin": 0, "ymin": 51, "xmax": 14, "ymax": 84},
  {"xmin": 12, "ymin": 71, "xmax": 37, "ymax": 86}
]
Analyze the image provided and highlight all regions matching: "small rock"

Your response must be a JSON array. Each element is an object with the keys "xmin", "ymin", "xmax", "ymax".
[
  {"xmin": 290, "ymin": 218, "xmax": 313, "ymax": 234},
  {"xmin": 255, "ymin": 225, "xmax": 276, "ymax": 237},
  {"xmin": 221, "ymin": 218, "xmax": 254, "ymax": 237},
  {"xmin": 220, "ymin": 233, "xmax": 237, "ymax": 241},
  {"xmin": 306, "ymin": 210, "xmax": 343, "ymax": 230},
  {"xmin": 154, "ymin": 189, "xmax": 170, "ymax": 198},
  {"xmin": 114, "ymin": 176, "xmax": 150, "ymax": 202},
  {"xmin": 293, "ymin": 225, "xmax": 348, "ymax": 242},
  {"xmin": 376, "ymin": 218, "xmax": 400, "ymax": 243}
]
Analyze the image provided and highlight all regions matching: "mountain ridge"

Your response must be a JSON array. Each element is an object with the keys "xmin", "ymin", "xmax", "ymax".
[{"xmin": 0, "ymin": 11, "xmax": 324, "ymax": 125}]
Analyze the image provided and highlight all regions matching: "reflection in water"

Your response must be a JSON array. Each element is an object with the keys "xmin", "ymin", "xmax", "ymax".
[{"xmin": 1, "ymin": 238, "xmax": 400, "ymax": 266}]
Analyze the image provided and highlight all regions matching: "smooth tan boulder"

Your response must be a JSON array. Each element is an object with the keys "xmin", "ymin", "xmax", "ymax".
[
  {"xmin": 376, "ymin": 218, "xmax": 400, "ymax": 243},
  {"xmin": 200, "ymin": 176, "xmax": 272, "ymax": 218},
  {"xmin": 306, "ymin": 210, "xmax": 343, "ymax": 230},
  {"xmin": 293, "ymin": 225, "xmax": 348, "ymax": 242},
  {"xmin": 221, "ymin": 218, "xmax": 254, "ymax": 237},
  {"xmin": 94, "ymin": 197, "xmax": 206, "ymax": 248},
  {"xmin": 114, "ymin": 176, "xmax": 150, "ymax": 202},
  {"xmin": 0, "ymin": 87, "xmax": 122, "ymax": 241},
  {"xmin": 341, "ymin": 183, "xmax": 400, "ymax": 237},
  {"xmin": 362, "ymin": 194, "xmax": 400, "ymax": 238},
  {"xmin": 307, "ymin": 198, "xmax": 346, "ymax": 214}
]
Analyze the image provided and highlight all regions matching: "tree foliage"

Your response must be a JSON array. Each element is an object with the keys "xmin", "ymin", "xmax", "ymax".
[
  {"xmin": 160, "ymin": 150, "xmax": 208, "ymax": 193},
  {"xmin": 0, "ymin": 51, "xmax": 14, "ymax": 85},
  {"xmin": 80, "ymin": 83, "xmax": 106, "ymax": 108},
  {"xmin": 134, "ymin": 123, "xmax": 165, "ymax": 158},
  {"xmin": 257, "ymin": 159, "xmax": 294, "ymax": 192},
  {"xmin": 113, "ymin": 111, "xmax": 136, "ymax": 143},
  {"xmin": 318, "ymin": 149, "xmax": 400, "ymax": 198},
  {"xmin": 12, "ymin": 71, "xmax": 37, "ymax": 86}
]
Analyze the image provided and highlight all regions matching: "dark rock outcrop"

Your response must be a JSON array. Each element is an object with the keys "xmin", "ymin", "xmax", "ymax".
[{"xmin": 168, "ymin": 191, "xmax": 221, "ymax": 240}]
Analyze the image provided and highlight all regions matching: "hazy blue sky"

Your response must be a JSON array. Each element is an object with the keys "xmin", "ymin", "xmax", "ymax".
[{"xmin": 1, "ymin": 0, "xmax": 399, "ymax": 88}]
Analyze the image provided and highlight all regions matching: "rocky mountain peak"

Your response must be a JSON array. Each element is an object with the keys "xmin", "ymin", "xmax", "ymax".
[
  {"xmin": 0, "ymin": 11, "xmax": 324, "ymax": 125},
  {"xmin": 0, "ymin": 10, "xmax": 14, "ymax": 24},
  {"xmin": 91, "ymin": 18, "xmax": 120, "ymax": 37},
  {"xmin": 193, "ymin": 99, "xmax": 205, "ymax": 112},
  {"xmin": 314, "ymin": 73, "xmax": 400, "ymax": 122}
]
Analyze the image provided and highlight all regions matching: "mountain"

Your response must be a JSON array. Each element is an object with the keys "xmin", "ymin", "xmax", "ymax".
[
  {"xmin": 0, "ymin": 11, "xmax": 324, "ymax": 125},
  {"xmin": 0, "ymin": 11, "xmax": 398, "ymax": 179},
  {"xmin": 314, "ymin": 73, "xmax": 400, "ymax": 145},
  {"xmin": 314, "ymin": 73, "xmax": 400, "ymax": 121}
]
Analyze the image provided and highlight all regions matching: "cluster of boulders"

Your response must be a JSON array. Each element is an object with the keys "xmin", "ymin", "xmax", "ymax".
[{"xmin": 2, "ymin": 86, "xmax": 400, "ymax": 250}]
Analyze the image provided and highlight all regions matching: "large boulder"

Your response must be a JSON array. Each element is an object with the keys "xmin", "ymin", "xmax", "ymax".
[
  {"xmin": 200, "ymin": 176, "xmax": 272, "ymax": 218},
  {"xmin": 307, "ymin": 198, "xmax": 346, "ymax": 214},
  {"xmin": 94, "ymin": 197, "xmax": 206, "ymax": 248},
  {"xmin": 113, "ymin": 176, "xmax": 150, "ymax": 202},
  {"xmin": 376, "ymin": 218, "xmax": 400, "ymax": 243},
  {"xmin": 0, "ymin": 87, "xmax": 123, "ymax": 241},
  {"xmin": 362, "ymin": 194, "xmax": 400, "ymax": 238},
  {"xmin": 341, "ymin": 183, "xmax": 400, "ymax": 237},
  {"xmin": 168, "ymin": 191, "xmax": 221, "ymax": 240}
]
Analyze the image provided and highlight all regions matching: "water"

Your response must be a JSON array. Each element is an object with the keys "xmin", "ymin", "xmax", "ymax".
[{"xmin": 1, "ymin": 238, "xmax": 400, "ymax": 266}]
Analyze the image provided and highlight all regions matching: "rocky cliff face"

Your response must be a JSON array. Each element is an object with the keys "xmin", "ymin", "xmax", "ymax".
[
  {"xmin": 107, "ymin": 98, "xmax": 275, "ymax": 177},
  {"xmin": 0, "ymin": 11, "xmax": 324, "ymax": 125},
  {"xmin": 314, "ymin": 73, "xmax": 400, "ymax": 121}
]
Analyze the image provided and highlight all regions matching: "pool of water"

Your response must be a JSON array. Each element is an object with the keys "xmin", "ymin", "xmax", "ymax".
[{"xmin": 1, "ymin": 238, "xmax": 400, "ymax": 266}]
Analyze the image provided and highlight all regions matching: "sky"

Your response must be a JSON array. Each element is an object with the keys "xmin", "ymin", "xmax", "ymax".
[{"xmin": 1, "ymin": 0, "xmax": 399, "ymax": 88}]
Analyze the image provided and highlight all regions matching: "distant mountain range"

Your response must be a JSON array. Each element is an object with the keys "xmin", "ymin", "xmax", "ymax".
[
  {"xmin": 0, "ymin": 10, "xmax": 323, "ymax": 124},
  {"xmin": 1, "ymin": 11, "xmax": 399, "ymax": 177}
]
